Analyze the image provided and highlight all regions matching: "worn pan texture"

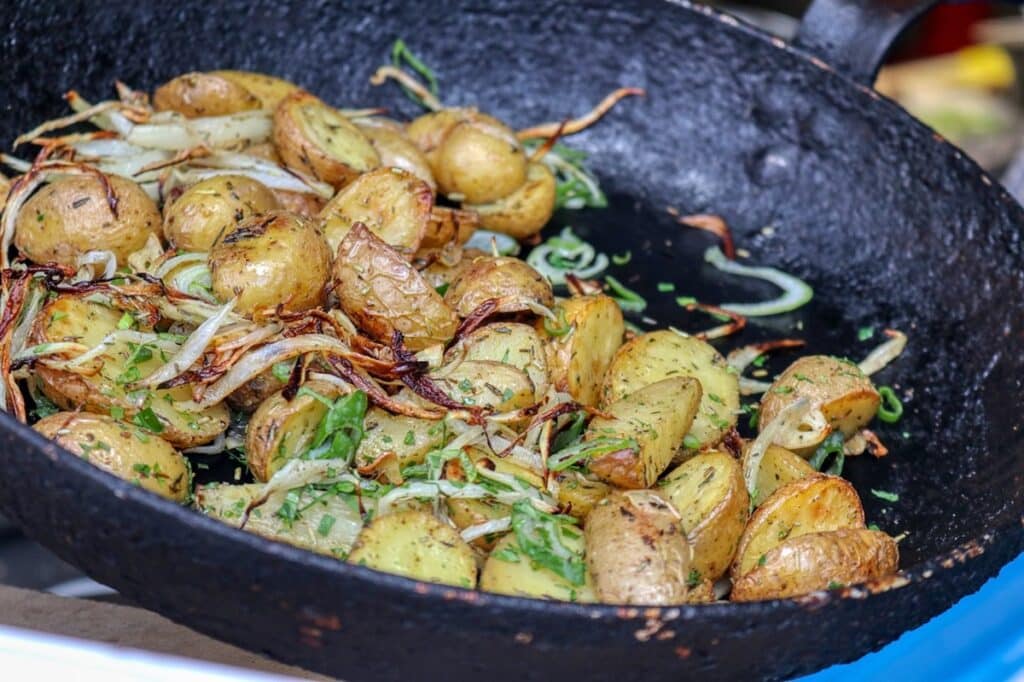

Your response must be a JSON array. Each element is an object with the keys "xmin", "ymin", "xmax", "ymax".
[{"xmin": 1, "ymin": 1, "xmax": 1022, "ymax": 680}]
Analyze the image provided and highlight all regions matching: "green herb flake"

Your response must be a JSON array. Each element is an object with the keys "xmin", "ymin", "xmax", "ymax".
[
  {"xmin": 403, "ymin": 430, "xmax": 416, "ymax": 446},
  {"xmin": 132, "ymin": 407, "xmax": 164, "ymax": 434},
  {"xmin": 110, "ymin": 406, "xmax": 125, "ymax": 421},
  {"xmin": 317, "ymin": 514, "xmax": 337, "ymax": 537},
  {"xmin": 857, "ymin": 326, "xmax": 875, "ymax": 342},
  {"xmin": 868, "ymin": 523, "xmax": 881, "ymax": 531},
  {"xmin": 434, "ymin": 282, "xmax": 450, "ymax": 297},
  {"xmin": 271, "ymin": 360, "xmax": 295, "ymax": 383},
  {"xmin": 871, "ymin": 489, "xmax": 899, "ymax": 503},
  {"xmin": 492, "ymin": 547, "xmax": 521, "ymax": 564},
  {"xmin": 300, "ymin": 390, "xmax": 369, "ymax": 464},
  {"xmin": 458, "ymin": 378, "xmax": 473, "ymax": 393},
  {"xmin": 611, "ymin": 251, "xmax": 631, "ymax": 265},
  {"xmin": 675, "ymin": 296, "xmax": 697, "ymax": 307},
  {"xmin": 758, "ymin": 554, "xmax": 767, "ymax": 567},
  {"xmin": 686, "ymin": 568, "xmax": 701, "ymax": 588},
  {"xmin": 657, "ymin": 282, "xmax": 675, "ymax": 292},
  {"xmin": 827, "ymin": 581, "xmax": 844, "ymax": 591},
  {"xmin": 511, "ymin": 500, "xmax": 585, "ymax": 586},
  {"xmin": 683, "ymin": 434, "xmax": 701, "ymax": 450},
  {"xmin": 773, "ymin": 386, "xmax": 794, "ymax": 395},
  {"xmin": 116, "ymin": 311, "xmax": 135, "ymax": 330},
  {"xmin": 752, "ymin": 354, "xmax": 768, "ymax": 368}
]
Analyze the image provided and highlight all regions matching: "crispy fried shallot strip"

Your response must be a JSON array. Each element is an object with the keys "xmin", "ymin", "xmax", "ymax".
[{"xmin": 517, "ymin": 87, "xmax": 645, "ymax": 140}]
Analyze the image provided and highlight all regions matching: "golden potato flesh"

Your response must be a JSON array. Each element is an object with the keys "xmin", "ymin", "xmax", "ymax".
[
  {"xmin": 731, "ymin": 474, "xmax": 865, "ymax": 579},
  {"xmin": 356, "ymin": 407, "xmax": 446, "ymax": 469},
  {"xmin": 355, "ymin": 117, "xmax": 437, "ymax": 191},
  {"xmin": 465, "ymin": 161, "xmax": 556, "ymax": 239},
  {"xmin": 585, "ymin": 491, "xmax": 693, "ymax": 605},
  {"xmin": 744, "ymin": 444, "xmax": 815, "ymax": 507},
  {"xmin": 481, "ymin": 531, "xmax": 596, "ymax": 602},
  {"xmin": 730, "ymin": 529, "xmax": 899, "ymax": 602},
  {"xmin": 435, "ymin": 117, "xmax": 527, "ymax": 204},
  {"xmin": 430, "ymin": 360, "xmax": 536, "ymax": 412},
  {"xmin": 585, "ymin": 376, "xmax": 701, "ymax": 489},
  {"xmin": 446, "ymin": 497, "xmax": 509, "ymax": 550},
  {"xmin": 210, "ymin": 70, "xmax": 300, "ymax": 110},
  {"xmin": 35, "ymin": 412, "xmax": 190, "ymax": 502},
  {"xmin": 554, "ymin": 471, "xmax": 611, "ymax": 520},
  {"xmin": 153, "ymin": 72, "xmax": 261, "ymax": 117},
  {"xmin": 542, "ymin": 294, "xmax": 624, "ymax": 406},
  {"xmin": 444, "ymin": 256, "xmax": 553, "ymax": 317},
  {"xmin": 15, "ymin": 174, "xmax": 161, "ymax": 267},
  {"xmin": 209, "ymin": 210, "xmax": 332, "ymax": 317},
  {"xmin": 318, "ymin": 167, "xmax": 432, "ymax": 256},
  {"xmin": 332, "ymin": 223, "xmax": 457, "ymax": 350},
  {"xmin": 421, "ymin": 207, "xmax": 480, "ymax": 249},
  {"xmin": 273, "ymin": 91, "xmax": 379, "ymax": 188},
  {"xmin": 760, "ymin": 355, "xmax": 880, "ymax": 454},
  {"xmin": 660, "ymin": 451, "xmax": 749, "ymax": 581},
  {"xmin": 445, "ymin": 322, "xmax": 549, "ymax": 402},
  {"xmin": 163, "ymin": 174, "xmax": 280, "ymax": 251}
]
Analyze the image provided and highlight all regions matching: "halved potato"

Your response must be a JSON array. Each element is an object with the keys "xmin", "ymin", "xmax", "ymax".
[
  {"xmin": 730, "ymin": 528, "xmax": 899, "ymax": 602},
  {"xmin": 163, "ymin": 174, "xmax": 280, "ymax": 251},
  {"xmin": 210, "ymin": 70, "xmax": 300, "ymax": 110},
  {"xmin": 273, "ymin": 91, "xmax": 379, "ymax": 188},
  {"xmin": 444, "ymin": 256, "xmax": 553, "ymax": 317},
  {"xmin": 660, "ymin": 451, "xmax": 749, "ymax": 581},
  {"xmin": 435, "ymin": 117, "xmax": 527, "ymax": 203},
  {"xmin": 356, "ymin": 407, "xmax": 446, "ymax": 469},
  {"xmin": 153, "ymin": 72, "xmax": 261, "ymax": 117},
  {"xmin": 585, "ymin": 490, "xmax": 693, "ymax": 605},
  {"xmin": 744, "ymin": 443, "xmax": 815, "ymax": 507},
  {"xmin": 602, "ymin": 330, "xmax": 739, "ymax": 454},
  {"xmin": 480, "ymin": 531, "xmax": 596, "ymax": 602},
  {"xmin": 445, "ymin": 322, "xmax": 549, "ymax": 401},
  {"xmin": 585, "ymin": 376, "xmax": 701, "ymax": 489},
  {"xmin": 35, "ymin": 412, "xmax": 190, "ymax": 502},
  {"xmin": 421, "ymin": 207, "xmax": 479, "ymax": 249},
  {"xmin": 430, "ymin": 360, "xmax": 535, "ymax": 412},
  {"xmin": 355, "ymin": 117, "xmax": 436, "ymax": 191},
  {"xmin": 196, "ymin": 482, "xmax": 362, "ymax": 559},
  {"xmin": 347, "ymin": 509, "xmax": 478, "ymax": 588},
  {"xmin": 332, "ymin": 223, "xmax": 458, "ymax": 350},
  {"xmin": 553, "ymin": 471, "xmax": 611, "ymax": 520},
  {"xmin": 318, "ymin": 167, "xmax": 432, "ymax": 255},
  {"xmin": 465, "ymin": 161, "xmax": 556, "ymax": 239},
  {"xmin": 405, "ymin": 107, "xmax": 475, "ymax": 168},
  {"xmin": 446, "ymin": 498, "xmax": 509, "ymax": 550},
  {"xmin": 542, "ymin": 294, "xmax": 624, "ymax": 406},
  {"xmin": 731, "ymin": 474, "xmax": 866, "ymax": 579}
]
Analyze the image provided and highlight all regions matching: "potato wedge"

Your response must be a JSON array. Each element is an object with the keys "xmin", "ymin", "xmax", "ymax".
[
  {"xmin": 347, "ymin": 509, "xmax": 477, "ymax": 588},
  {"xmin": 744, "ymin": 444, "xmax": 815, "ymax": 507},
  {"xmin": 585, "ymin": 376, "xmax": 701, "ymax": 489},
  {"xmin": 542, "ymin": 294, "xmax": 624, "ymax": 406},
  {"xmin": 210, "ymin": 70, "xmax": 300, "ymax": 110},
  {"xmin": 660, "ymin": 451, "xmax": 749, "ymax": 581},
  {"xmin": 553, "ymin": 471, "xmax": 611, "ymax": 520},
  {"xmin": 446, "ymin": 322, "xmax": 549, "ymax": 402},
  {"xmin": 356, "ymin": 407, "xmax": 446, "ymax": 469},
  {"xmin": 430, "ymin": 360, "xmax": 535, "ymax": 413},
  {"xmin": 731, "ymin": 474, "xmax": 866, "ymax": 578},
  {"xmin": 153, "ymin": 72, "xmax": 261, "ymax": 117},
  {"xmin": 273, "ymin": 91, "xmax": 379, "ymax": 188},
  {"xmin": 602, "ymin": 330, "xmax": 739, "ymax": 453},
  {"xmin": 355, "ymin": 117, "xmax": 437, "ymax": 191},
  {"xmin": 332, "ymin": 223, "xmax": 458, "ymax": 350},
  {"xmin": 480, "ymin": 532, "xmax": 596, "ymax": 602},
  {"xmin": 465, "ymin": 161, "xmax": 556, "ymax": 239},
  {"xmin": 585, "ymin": 491, "xmax": 693, "ymax": 604},
  {"xmin": 730, "ymin": 529, "xmax": 899, "ymax": 602},
  {"xmin": 444, "ymin": 256, "xmax": 553, "ymax": 317},
  {"xmin": 435, "ymin": 117, "xmax": 527, "ymax": 204},
  {"xmin": 163, "ymin": 174, "xmax": 280, "ymax": 251},
  {"xmin": 196, "ymin": 482, "xmax": 362, "ymax": 559},
  {"xmin": 35, "ymin": 412, "xmax": 190, "ymax": 502},
  {"xmin": 318, "ymin": 167, "xmax": 432, "ymax": 255}
]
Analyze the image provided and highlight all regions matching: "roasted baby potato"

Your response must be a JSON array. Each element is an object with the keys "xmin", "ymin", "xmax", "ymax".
[
  {"xmin": 196, "ymin": 482, "xmax": 362, "ymax": 559},
  {"xmin": 405, "ymin": 108, "xmax": 474, "ymax": 168},
  {"xmin": 347, "ymin": 509, "xmax": 478, "ymax": 588},
  {"xmin": 444, "ymin": 256, "xmax": 554, "ymax": 317},
  {"xmin": 731, "ymin": 474, "xmax": 866, "ymax": 579},
  {"xmin": 760, "ymin": 355, "xmax": 880, "ymax": 454},
  {"xmin": 660, "ymin": 451, "xmax": 749, "ymax": 581},
  {"xmin": 602, "ymin": 330, "xmax": 739, "ymax": 454},
  {"xmin": 332, "ymin": 223, "xmax": 458, "ymax": 350},
  {"xmin": 210, "ymin": 70, "xmax": 300, "ymax": 110},
  {"xmin": 35, "ymin": 412, "xmax": 190, "ymax": 502},
  {"xmin": 271, "ymin": 189, "xmax": 325, "ymax": 219},
  {"xmin": 730, "ymin": 528, "xmax": 899, "ymax": 602},
  {"xmin": 445, "ymin": 322, "xmax": 549, "ymax": 402},
  {"xmin": 226, "ymin": 369, "xmax": 287, "ymax": 413},
  {"xmin": 481, "ymin": 531, "xmax": 596, "ymax": 602},
  {"xmin": 542, "ymin": 294, "xmax": 624, "ymax": 406},
  {"xmin": 209, "ymin": 210, "xmax": 332, "ymax": 317},
  {"xmin": 163, "ymin": 174, "xmax": 280, "ymax": 251},
  {"xmin": 273, "ymin": 91, "xmax": 379, "ymax": 188},
  {"xmin": 153, "ymin": 72, "xmax": 262, "ymax": 117},
  {"xmin": 465, "ymin": 162, "xmax": 556, "ymax": 239},
  {"xmin": 585, "ymin": 491, "xmax": 694, "ymax": 605},
  {"xmin": 32, "ymin": 295, "xmax": 230, "ymax": 448},
  {"xmin": 355, "ymin": 117, "xmax": 437, "ymax": 191},
  {"xmin": 421, "ymin": 207, "xmax": 479, "ymax": 249},
  {"xmin": 744, "ymin": 443, "xmax": 815, "ymax": 507},
  {"xmin": 356, "ymin": 408, "xmax": 446, "ymax": 469},
  {"xmin": 435, "ymin": 115, "xmax": 527, "ymax": 203},
  {"xmin": 585, "ymin": 376, "xmax": 701, "ymax": 489},
  {"xmin": 15, "ymin": 173, "xmax": 162, "ymax": 267},
  {"xmin": 431, "ymin": 360, "xmax": 536, "ymax": 412},
  {"xmin": 318, "ymin": 167, "xmax": 433, "ymax": 255},
  {"xmin": 554, "ymin": 471, "xmax": 611, "ymax": 520}
]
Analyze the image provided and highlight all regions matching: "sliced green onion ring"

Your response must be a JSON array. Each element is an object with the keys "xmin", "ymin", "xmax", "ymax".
[
  {"xmin": 526, "ymin": 226, "xmax": 608, "ymax": 285},
  {"xmin": 877, "ymin": 386, "xmax": 903, "ymax": 423},
  {"xmin": 704, "ymin": 246, "xmax": 813, "ymax": 317}
]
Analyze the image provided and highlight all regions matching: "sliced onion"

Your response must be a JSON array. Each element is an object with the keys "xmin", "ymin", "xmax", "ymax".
[
  {"xmin": 14, "ymin": 341, "xmax": 89, "ymax": 364},
  {"xmin": 66, "ymin": 93, "xmax": 135, "ymax": 137},
  {"xmin": 72, "ymin": 139, "xmax": 148, "ymax": 158},
  {"xmin": 96, "ymin": 150, "xmax": 174, "ymax": 181},
  {"xmin": 526, "ymin": 226, "xmax": 608, "ymax": 285},
  {"xmin": 183, "ymin": 431, "xmax": 226, "ymax": 455},
  {"xmin": 191, "ymin": 152, "xmax": 334, "ymax": 198},
  {"xmin": 704, "ymin": 246, "xmax": 814, "ymax": 316},
  {"xmin": 61, "ymin": 330, "xmax": 181, "ymax": 370},
  {"xmin": 0, "ymin": 173, "xmax": 45, "ymax": 269},
  {"xmin": 133, "ymin": 299, "xmax": 236, "ymax": 390},
  {"xmin": 771, "ymin": 407, "xmax": 830, "ymax": 452},
  {"xmin": 858, "ymin": 330, "xmax": 907, "ymax": 377},
  {"xmin": 170, "ymin": 166, "xmax": 329, "ymax": 198},
  {"xmin": 460, "ymin": 516, "xmax": 511, "ymax": 543},
  {"xmin": 743, "ymin": 397, "xmax": 812, "ymax": 497},
  {"xmin": 126, "ymin": 110, "xmax": 271, "ymax": 150},
  {"xmin": 727, "ymin": 339, "xmax": 805, "ymax": 396},
  {"xmin": 154, "ymin": 251, "xmax": 209, "ymax": 279},
  {"xmin": 10, "ymin": 281, "xmax": 48, "ymax": 357},
  {"xmin": 76, "ymin": 250, "xmax": 117, "ymax": 281},
  {"xmin": 464, "ymin": 229, "xmax": 520, "ymax": 256}
]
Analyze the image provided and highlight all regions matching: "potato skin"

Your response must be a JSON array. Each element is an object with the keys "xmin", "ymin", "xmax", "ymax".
[
  {"xmin": 355, "ymin": 117, "xmax": 437, "ymax": 191},
  {"xmin": 430, "ymin": 360, "xmax": 536, "ymax": 412},
  {"xmin": 273, "ymin": 91, "xmax": 379, "ymax": 188},
  {"xmin": 744, "ymin": 444, "xmax": 815, "ymax": 507},
  {"xmin": 153, "ymin": 72, "xmax": 261, "ymax": 117},
  {"xmin": 226, "ymin": 369, "xmax": 287, "ymax": 413},
  {"xmin": 481, "ymin": 532, "xmax": 596, "ymax": 602},
  {"xmin": 35, "ymin": 412, "xmax": 190, "ymax": 502},
  {"xmin": 209, "ymin": 210, "xmax": 332, "ymax": 317},
  {"xmin": 444, "ymin": 256, "xmax": 553, "ymax": 317},
  {"xmin": 210, "ymin": 70, "xmax": 300, "ymax": 110},
  {"xmin": 465, "ymin": 161, "xmax": 556, "ymax": 239},
  {"xmin": 405, "ymin": 108, "xmax": 473, "ymax": 167},
  {"xmin": 15, "ymin": 174, "xmax": 161, "ymax": 267},
  {"xmin": 163, "ymin": 174, "xmax": 280, "ymax": 251},
  {"xmin": 585, "ymin": 491, "xmax": 693, "ymax": 605},
  {"xmin": 421, "ymin": 206, "xmax": 480, "ymax": 249},
  {"xmin": 542, "ymin": 294, "xmax": 624, "ymax": 406},
  {"xmin": 332, "ymin": 223, "xmax": 457, "ymax": 350},
  {"xmin": 730, "ymin": 529, "xmax": 899, "ymax": 602},
  {"xmin": 435, "ymin": 117, "xmax": 527, "ymax": 204},
  {"xmin": 272, "ymin": 190, "xmax": 325, "ymax": 219}
]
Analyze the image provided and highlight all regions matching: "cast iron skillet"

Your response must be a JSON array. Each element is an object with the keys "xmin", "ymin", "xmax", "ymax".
[{"xmin": 1, "ymin": 1, "xmax": 1023, "ymax": 679}]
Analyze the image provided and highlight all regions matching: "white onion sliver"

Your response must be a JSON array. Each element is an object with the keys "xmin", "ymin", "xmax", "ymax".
[
  {"xmin": 0, "ymin": 173, "xmax": 45, "ymax": 269},
  {"xmin": 460, "ymin": 516, "xmax": 511, "ymax": 543},
  {"xmin": 743, "ymin": 397, "xmax": 811, "ymax": 497},
  {"xmin": 76, "ymin": 250, "xmax": 117, "ymax": 281},
  {"xmin": 704, "ymin": 246, "xmax": 814, "ymax": 317},
  {"xmin": 858, "ymin": 330, "xmax": 907, "ymax": 377},
  {"xmin": 134, "ymin": 299, "xmax": 236, "ymax": 389},
  {"xmin": 464, "ymin": 230, "xmax": 520, "ymax": 256},
  {"xmin": 184, "ymin": 431, "xmax": 226, "ymax": 455},
  {"xmin": 64, "ymin": 330, "xmax": 181, "ymax": 369}
]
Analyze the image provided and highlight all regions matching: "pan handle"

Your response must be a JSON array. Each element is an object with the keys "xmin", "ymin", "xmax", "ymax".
[{"xmin": 793, "ymin": 0, "xmax": 941, "ymax": 85}]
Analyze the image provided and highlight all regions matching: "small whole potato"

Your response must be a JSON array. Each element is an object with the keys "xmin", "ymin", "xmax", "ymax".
[
  {"xmin": 163, "ymin": 174, "xmax": 280, "ymax": 251},
  {"xmin": 209, "ymin": 210, "xmax": 332, "ymax": 317},
  {"xmin": 444, "ymin": 256, "xmax": 554, "ymax": 317},
  {"xmin": 434, "ymin": 116, "xmax": 528, "ymax": 203},
  {"xmin": 35, "ymin": 412, "xmax": 190, "ymax": 502},
  {"xmin": 272, "ymin": 190, "xmax": 325, "ymax": 219},
  {"xmin": 153, "ymin": 72, "xmax": 261, "ymax": 117},
  {"xmin": 15, "ymin": 174, "xmax": 161, "ymax": 267},
  {"xmin": 210, "ymin": 70, "xmax": 300, "ymax": 110},
  {"xmin": 405, "ymin": 108, "xmax": 473, "ymax": 166},
  {"xmin": 465, "ymin": 161, "xmax": 556, "ymax": 239}
]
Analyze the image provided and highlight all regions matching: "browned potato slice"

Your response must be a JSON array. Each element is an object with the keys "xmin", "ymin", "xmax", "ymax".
[
  {"xmin": 430, "ymin": 360, "xmax": 535, "ymax": 412},
  {"xmin": 318, "ymin": 167, "xmax": 432, "ymax": 255},
  {"xmin": 730, "ymin": 529, "xmax": 899, "ymax": 602},
  {"xmin": 585, "ymin": 376, "xmax": 701, "ymax": 489},
  {"xmin": 446, "ymin": 322, "xmax": 549, "ymax": 401},
  {"xmin": 446, "ymin": 498, "xmax": 509, "ymax": 550},
  {"xmin": 15, "ymin": 174, "xmax": 162, "ymax": 267},
  {"xmin": 153, "ymin": 72, "xmax": 261, "ymax": 117},
  {"xmin": 602, "ymin": 330, "xmax": 739, "ymax": 454},
  {"xmin": 210, "ymin": 70, "xmax": 300, "ymax": 110},
  {"xmin": 356, "ymin": 407, "xmax": 446, "ymax": 469},
  {"xmin": 554, "ymin": 471, "xmax": 611, "ymax": 520},
  {"xmin": 731, "ymin": 474, "xmax": 866, "ymax": 579},
  {"xmin": 744, "ymin": 443, "xmax": 815, "ymax": 507},
  {"xmin": 760, "ymin": 355, "xmax": 880, "ymax": 455},
  {"xmin": 542, "ymin": 294, "xmax": 624, "ymax": 406},
  {"xmin": 435, "ymin": 117, "xmax": 527, "ymax": 204},
  {"xmin": 660, "ymin": 451, "xmax": 749, "ymax": 581},
  {"xmin": 32, "ymin": 296, "xmax": 229, "ymax": 448},
  {"xmin": 35, "ymin": 412, "xmax": 190, "ymax": 502},
  {"xmin": 355, "ymin": 117, "xmax": 436, "ymax": 190},
  {"xmin": 465, "ymin": 162, "xmax": 556, "ymax": 239},
  {"xmin": 585, "ymin": 491, "xmax": 693, "ymax": 605},
  {"xmin": 332, "ymin": 223, "xmax": 457, "ymax": 350},
  {"xmin": 209, "ymin": 210, "xmax": 332, "ymax": 317},
  {"xmin": 273, "ymin": 91, "xmax": 379, "ymax": 188},
  {"xmin": 163, "ymin": 174, "xmax": 280, "ymax": 251},
  {"xmin": 480, "ymin": 532, "xmax": 596, "ymax": 602},
  {"xmin": 444, "ymin": 256, "xmax": 553, "ymax": 317},
  {"xmin": 421, "ymin": 207, "xmax": 480, "ymax": 249}
]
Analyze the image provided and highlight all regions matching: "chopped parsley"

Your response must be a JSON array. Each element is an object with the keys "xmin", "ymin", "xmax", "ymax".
[
  {"xmin": 510, "ymin": 500, "xmax": 585, "ymax": 586},
  {"xmin": 132, "ymin": 407, "xmax": 164, "ymax": 434},
  {"xmin": 611, "ymin": 251, "xmax": 631, "ymax": 265},
  {"xmin": 683, "ymin": 434, "xmax": 701, "ymax": 450},
  {"xmin": 871, "ymin": 489, "xmax": 899, "ymax": 503},
  {"xmin": 657, "ymin": 282, "xmax": 675, "ymax": 292},
  {"xmin": 298, "ymin": 389, "xmax": 368, "ymax": 464},
  {"xmin": 434, "ymin": 282, "xmax": 450, "ymax": 297},
  {"xmin": 317, "ymin": 514, "xmax": 337, "ymax": 537},
  {"xmin": 686, "ymin": 568, "xmax": 701, "ymax": 588},
  {"xmin": 857, "ymin": 326, "xmax": 875, "ymax": 341}
]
